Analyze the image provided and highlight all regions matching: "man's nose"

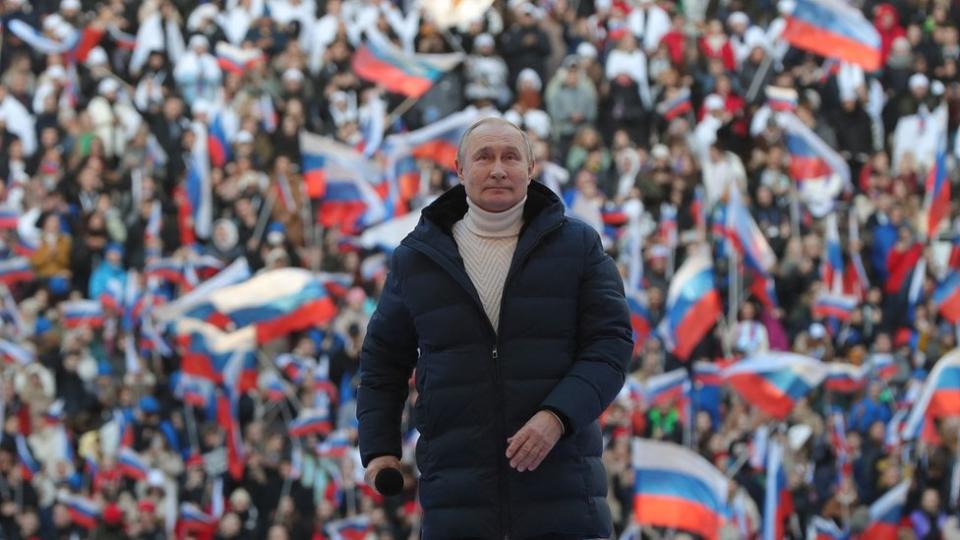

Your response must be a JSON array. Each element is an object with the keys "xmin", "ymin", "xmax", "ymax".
[{"xmin": 490, "ymin": 158, "xmax": 508, "ymax": 178}]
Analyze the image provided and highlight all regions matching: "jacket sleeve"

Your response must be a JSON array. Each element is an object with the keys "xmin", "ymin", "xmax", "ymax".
[
  {"xmin": 357, "ymin": 252, "xmax": 419, "ymax": 467},
  {"xmin": 540, "ymin": 228, "xmax": 632, "ymax": 435}
]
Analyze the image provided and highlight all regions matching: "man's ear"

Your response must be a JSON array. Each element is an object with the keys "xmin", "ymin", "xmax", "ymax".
[{"xmin": 455, "ymin": 160, "xmax": 465, "ymax": 182}]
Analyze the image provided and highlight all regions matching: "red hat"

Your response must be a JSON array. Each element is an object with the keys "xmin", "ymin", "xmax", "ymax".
[{"xmin": 102, "ymin": 504, "xmax": 123, "ymax": 525}]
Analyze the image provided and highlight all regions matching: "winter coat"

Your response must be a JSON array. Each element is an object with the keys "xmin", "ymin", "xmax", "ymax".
[{"xmin": 358, "ymin": 182, "xmax": 632, "ymax": 539}]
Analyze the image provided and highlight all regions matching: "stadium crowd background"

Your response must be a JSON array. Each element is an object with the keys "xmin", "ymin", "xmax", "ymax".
[{"xmin": 0, "ymin": 0, "xmax": 959, "ymax": 538}]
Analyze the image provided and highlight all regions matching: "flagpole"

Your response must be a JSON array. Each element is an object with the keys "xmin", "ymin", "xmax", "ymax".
[
  {"xmin": 251, "ymin": 189, "xmax": 277, "ymax": 251},
  {"xmin": 184, "ymin": 404, "xmax": 200, "ymax": 454},
  {"xmin": 383, "ymin": 96, "xmax": 420, "ymax": 133}
]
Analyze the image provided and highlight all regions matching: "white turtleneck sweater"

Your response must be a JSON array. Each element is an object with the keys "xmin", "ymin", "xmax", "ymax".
[{"xmin": 452, "ymin": 196, "xmax": 526, "ymax": 332}]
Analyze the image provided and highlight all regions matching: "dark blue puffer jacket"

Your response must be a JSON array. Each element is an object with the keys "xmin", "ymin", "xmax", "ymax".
[{"xmin": 357, "ymin": 182, "xmax": 632, "ymax": 539}]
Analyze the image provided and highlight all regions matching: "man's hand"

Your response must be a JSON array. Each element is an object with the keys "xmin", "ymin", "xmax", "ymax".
[
  {"xmin": 364, "ymin": 455, "xmax": 402, "ymax": 493},
  {"xmin": 506, "ymin": 410, "xmax": 563, "ymax": 472}
]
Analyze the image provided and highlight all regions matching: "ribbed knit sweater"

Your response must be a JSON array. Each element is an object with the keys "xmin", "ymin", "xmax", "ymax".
[{"xmin": 452, "ymin": 196, "xmax": 526, "ymax": 332}]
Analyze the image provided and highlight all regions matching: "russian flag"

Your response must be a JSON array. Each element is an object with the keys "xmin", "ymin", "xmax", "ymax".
[
  {"xmin": 61, "ymin": 494, "xmax": 100, "ymax": 529},
  {"xmin": 661, "ymin": 253, "xmax": 722, "ymax": 361},
  {"xmin": 724, "ymin": 188, "xmax": 777, "ymax": 274},
  {"xmin": 901, "ymin": 349, "xmax": 960, "ymax": 441},
  {"xmin": 300, "ymin": 131, "xmax": 387, "ymax": 231},
  {"xmin": 765, "ymin": 86, "xmax": 798, "ymax": 112},
  {"xmin": 822, "ymin": 213, "xmax": 844, "ymax": 292},
  {"xmin": 693, "ymin": 360, "xmax": 727, "ymax": 389},
  {"xmin": 383, "ymin": 107, "xmax": 494, "ymax": 172},
  {"xmin": 145, "ymin": 258, "xmax": 185, "ymax": 285},
  {"xmin": 317, "ymin": 431, "xmax": 353, "ymax": 458},
  {"xmin": 869, "ymin": 353, "xmax": 898, "ymax": 381},
  {"xmin": 276, "ymin": 353, "xmax": 314, "ymax": 385},
  {"xmin": 824, "ymin": 362, "xmax": 867, "ymax": 393},
  {"xmin": 208, "ymin": 113, "xmax": 232, "ymax": 168},
  {"xmin": 762, "ymin": 440, "xmax": 793, "ymax": 540},
  {"xmin": 264, "ymin": 377, "xmax": 288, "ymax": 402},
  {"xmin": 324, "ymin": 516, "xmax": 372, "ymax": 540},
  {"xmin": 641, "ymin": 369, "xmax": 690, "ymax": 409},
  {"xmin": 829, "ymin": 412, "xmax": 852, "ymax": 483},
  {"xmin": 0, "ymin": 205, "xmax": 18, "ymax": 229},
  {"xmin": 884, "ymin": 242, "xmax": 923, "ymax": 295},
  {"xmin": 781, "ymin": 0, "xmax": 882, "ymax": 71},
  {"xmin": 626, "ymin": 289, "xmax": 652, "ymax": 356},
  {"xmin": 861, "ymin": 481, "xmax": 910, "ymax": 539},
  {"xmin": 657, "ymin": 88, "xmax": 693, "ymax": 121},
  {"xmin": 921, "ymin": 148, "xmax": 950, "ymax": 238},
  {"xmin": 183, "ymin": 268, "xmax": 338, "ymax": 344},
  {"xmin": 807, "ymin": 517, "xmax": 847, "ymax": 540},
  {"xmin": 632, "ymin": 439, "xmax": 730, "ymax": 540},
  {"xmin": 117, "ymin": 447, "xmax": 149, "ymax": 481},
  {"xmin": 179, "ymin": 502, "xmax": 217, "ymax": 534},
  {"xmin": 0, "ymin": 339, "xmax": 33, "ymax": 365},
  {"xmin": 62, "ymin": 300, "xmax": 105, "ymax": 329},
  {"xmin": 175, "ymin": 320, "xmax": 256, "ymax": 384},
  {"xmin": 812, "ymin": 292, "xmax": 859, "ymax": 322},
  {"xmin": 289, "ymin": 409, "xmax": 333, "ymax": 437},
  {"xmin": 16, "ymin": 435, "xmax": 40, "ymax": 481},
  {"xmin": 0, "ymin": 257, "xmax": 34, "ymax": 285},
  {"xmin": 351, "ymin": 30, "xmax": 463, "ymax": 98},
  {"xmin": 749, "ymin": 272, "xmax": 780, "ymax": 311},
  {"xmin": 185, "ymin": 123, "xmax": 213, "ymax": 241},
  {"xmin": 174, "ymin": 372, "xmax": 215, "ymax": 408},
  {"xmin": 933, "ymin": 270, "xmax": 960, "ymax": 324},
  {"xmin": 722, "ymin": 352, "xmax": 826, "ymax": 419},
  {"xmin": 216, "ymin": 389, "xmax": 246, "ymax": 480},
  {"xmin": 215, "ymin": 41, "xmax": 265, "ymax": 74},
  {"xmin": 778, "ymin": 112, "xmax": 851, "ymax": 187}
]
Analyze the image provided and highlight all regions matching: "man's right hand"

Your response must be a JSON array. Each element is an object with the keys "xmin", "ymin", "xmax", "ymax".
[{"xmin": 364, "ymin": 455, "xmax": 403, "ymax": 494}]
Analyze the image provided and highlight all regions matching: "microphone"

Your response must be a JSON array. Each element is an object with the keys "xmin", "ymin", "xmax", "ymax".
[{"xmin": 374, "ymin": 467, "xmax": 404, "ymax": 496}]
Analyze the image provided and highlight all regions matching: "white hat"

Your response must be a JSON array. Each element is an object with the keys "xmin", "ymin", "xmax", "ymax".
[
  {"xmin": 788, "ymin": 424, "xmax": 812, "ymax": 451},
  {"xmin": 187, "ymin": 4, "xmax": 219, "ymax": 32},
  {"xmin": 704, "ymin": 93, "xmax": 725, "ymax": 111},
  {"xmin": 191, "ymin": 99, "xmax": 210, "ymax": 117},
  {"xmin": 45, "ymin": 65, "xmax": 67, "ymax": 81},
  {"xmin": 523, "ymin": 109, "xmax": 551, "ymax": 139},
  {"xmin": 97, "ymin": 78, "xmax": 119, "ymax": 95},
  {"xmin": 651, "ymin": 144, "xmax": 669, "ymax": 160},
  {"xmin": 474, "ymin": 33, "xmax": 494, "ymax": 49},
  {"xmin": 744, "ymin": 27, "xmax": 766, "ymax": 49},
  {"xmin": 517, "ymin": 2, "xmax": 541, "ymax": 17},
  {"xmin": 517, "ymin": 68, "xmax": 542, "ymax": 92},
  {"xmin": 282, "ymin": 68, "xmax": 304, "ymax": 83},
  {"xmin": 576, "ymin": 42, "xmax": 598, "ymax": 59},
  {"xmin": 932, "ymin": 80, "xmax": 945, "ymax": 96},
  {"xmin": 147, "ymin": 469, "xmax": 165, "ymax": 489},
  {"xmin": 188, "ymin": 34, "xmax": 210, "ymax": 50},
  {"xmin": 727, "ymin": 11, "xmax": 749, "ymax": 27},
  {"xmin": 60, "ymin": 0, "xmax": 80, "ymax": 10},
  {"xmin": 85, "ymin": 47, "xmax": 107, "ymax": 66},
  {"xmin": 234, "ymin": 130, "xmax": 254, "ymax": 144},
  {"xmin": 809, "ymin": 322, "xmax": 826, "ymax": 339},
  {"xmin": 908, "ymin": 73, "xmax": 929, "ymax": 90}
]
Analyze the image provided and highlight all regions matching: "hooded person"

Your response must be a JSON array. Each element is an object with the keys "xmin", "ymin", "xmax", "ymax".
[{"xmin": 173, "ymin": 34, "xmax": 223, "ymax": 106}]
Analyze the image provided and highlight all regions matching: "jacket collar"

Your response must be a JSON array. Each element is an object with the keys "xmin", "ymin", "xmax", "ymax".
[{"xmin": 416, "ymin": 181, "xmax": 564, "ymax": 240}]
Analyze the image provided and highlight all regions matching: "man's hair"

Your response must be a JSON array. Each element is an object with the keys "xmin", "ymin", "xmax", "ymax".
[{"xmin": 456, "ymin": 117, "xmax": 535, "ymax": 168}]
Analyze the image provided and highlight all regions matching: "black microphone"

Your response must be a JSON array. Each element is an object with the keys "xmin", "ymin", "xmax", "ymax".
[{"xmin": 374, "ymin": 467, "xmax": 404, "ymax": 496}]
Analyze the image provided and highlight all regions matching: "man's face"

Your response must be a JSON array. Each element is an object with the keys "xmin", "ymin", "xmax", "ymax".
[{"xmin": 456, "ymin": 122, "xmax": 533, "ymax": 212}]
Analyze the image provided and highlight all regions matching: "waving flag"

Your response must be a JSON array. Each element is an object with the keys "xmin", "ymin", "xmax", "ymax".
[
  {"xmin": 780, "ymin": 0, "xmax": 882, "ymax": 70},
  {"xmin": 933, "ymin": 270, "xmax": 960, "ymax": 323},
  {"xmin": 216, "ymin": 388, "xmax": 246, "ymax": 480},
  {"xmin": 632, "ymin": 439, "xmax": 730, "ymax": 540},
  {"xmin": 807, "ymin": 517, "xmax": 847, "ymax": 540},
  {"xmin": 0, "ymin": 257, "xmax": 33, "ymax": 286},
  {"xmin": 300, "ymin": 131, "xmax": 387, "ymax": 231},
  {"xmin": 824, "ymin": 362, "xmax": 868, "ymax": 393},
  {"xmin": 766, "ymin": 86, "xmax": 798, "ymax": 112},
  {"xmin": 724, "ymin": 187, "xmax": 777, "ymax": 274},
  {"xmin": 117, "ymin": 447, "xmax": 149, "ymax": 481},
  {"xmin": 184, "ymin": 268, "xmax": 337, "ymax": 344},
  {"xmin": 324, "ymin": 515, "xmax": 372, "ymax": 540},
  {"xmin": 175, "ymin": 319, "xmax": 256, "ymax": 384},
  {"xmin": 288, "ymin": 408, "xmax": 333, "ymax": 437},
  {"xmin": 762, "ymin": 440, "xmax": 794, "ymax": 540},
  {"xmin": 778, "ymin": 112, "xmax": 851, "ymax": 188},
  {"xmin": 351, "ymin": 31, "xmax": 463, "ymax": 98},
  {"xmin": 862, "ymin": 481, "xmax": 910, "ymax": 539},
  {"xmin": 0, "ymin": 206, "xmax": 17, "ymax": 229},
  {"xmin": 661, "ymin": 253, "xmax": 722, "ymax": 360},
  {"xmin": 822, "ymin": 213, "xmax": 844, "ymax": 292},
  {"xmin": 884, "ymin": 242, "xmax": 923, "ymax": 295},
  {"xmin": 749, "ymin": 271, "xmax": 780, "ymax": 311},
  {"xmin": 179, "ymin": 502, "xmax": 217, "ymax": 534},
  {"xmin": 640, "ymin": 369, "xmax": 690, "ymax": 408},
  {"xmin": 812, "ymin": 292, "xmax": 858, "ymax": 322},
  {"xmin": 174, "ymin": 372, "xmax": 215, "ymax": 408},
  {"xmin": 215, "ymin": 42, "xmax": 266, "ymax": 74},
  {"xmin": 869, "ymin": 354, "xmax": 898, "ymax": 381},
  {"xmin": 184, "ymin": 122, "xmax": 213, "ymax": 240},
  {"xmin": 207, "ymin": 113, "xmax": 232, "ymax": 168},
  {"xmin": 625, "ymin": 289, "xmax": 652, "ymax": 355},
  {"xmin": 0, "ymin": 340, "xmax": 33, "ymax": 365},
  {"xmin": 722, "ymin": 352, "xmax": 826, "ymax": 419},
  {"xmin": 657, "ymin": 88, "xmax": 693, "ymax": 121},
  {"xmin": 921, "ymin": 147, "xmax": 950, "ymax": 239},
  {"xmin": 153, "ymin": 258, "xmax": 250, "ymax": 323},
  {"xmin": 62, "ymin": 300, "xmax": 105, "ymax": 328},
  {"xmin": 902, "ymin": 348, "xmax": 960, "ymax": 440},
  {"xmin": 61, "ymin": 493, "xmax": 100, "ymax": 529},
  {"xmin": 383, "ymin": 107, "xmax": 495, "ymax": 172},
  {"xmin": 16, "ymin": 435, "xmax": 40, "ymax": 481}
]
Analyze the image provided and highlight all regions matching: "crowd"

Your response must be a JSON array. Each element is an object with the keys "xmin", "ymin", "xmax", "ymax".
[{"xmin": 0, "ymin": 0, "xmax": 959, "ymax": 538}]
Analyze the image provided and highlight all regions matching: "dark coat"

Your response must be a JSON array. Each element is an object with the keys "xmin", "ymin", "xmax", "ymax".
[{"xmin": 358, "ymin": 182, "xmax": 632, "ymax": 539}]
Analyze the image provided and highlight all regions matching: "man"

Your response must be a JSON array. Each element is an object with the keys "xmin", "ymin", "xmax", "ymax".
[{"xmin": 358, "ymin": 117, "xmax": 632, "ymax": 539}]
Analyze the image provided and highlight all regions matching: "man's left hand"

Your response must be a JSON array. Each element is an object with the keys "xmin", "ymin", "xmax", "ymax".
[{"xmin": 506, "ymin": 410, "xmax": 563, "ymax": 472}]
